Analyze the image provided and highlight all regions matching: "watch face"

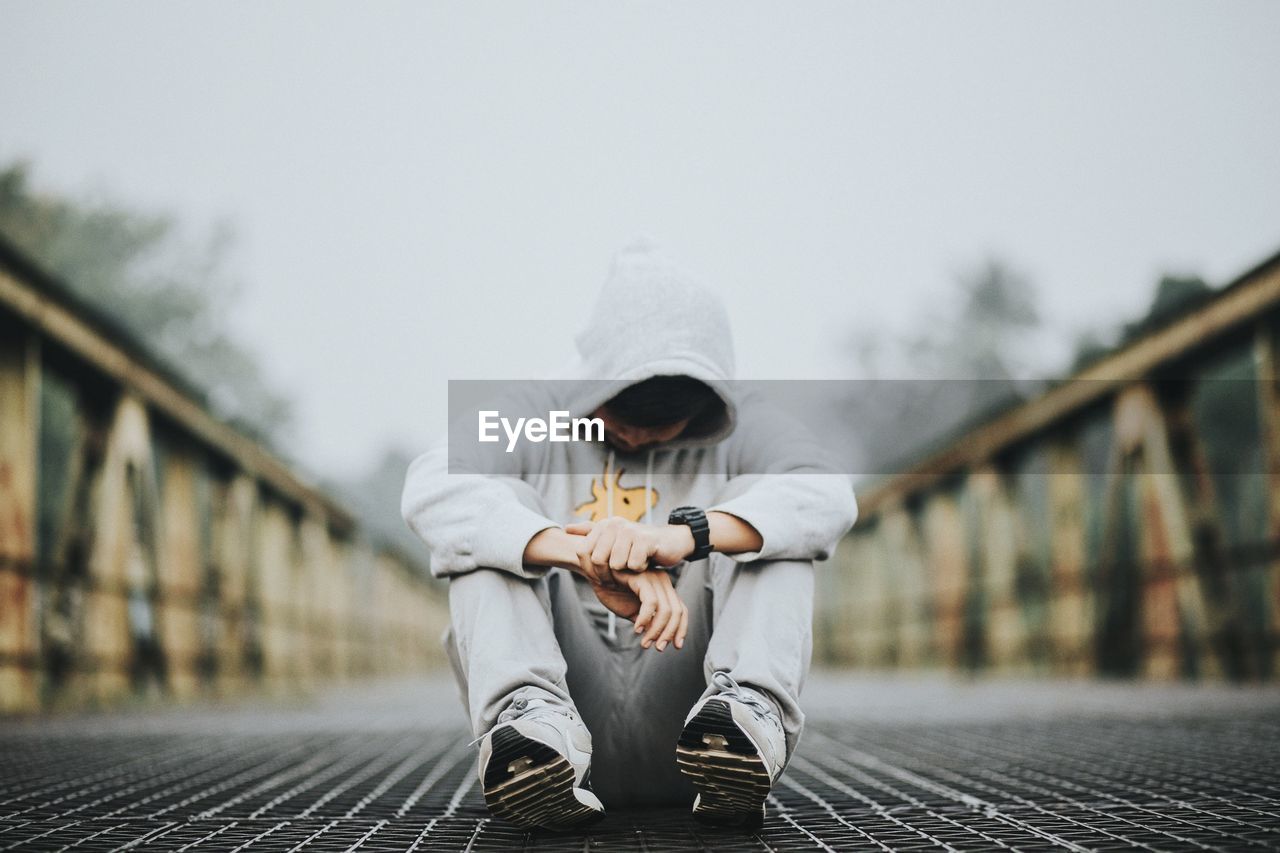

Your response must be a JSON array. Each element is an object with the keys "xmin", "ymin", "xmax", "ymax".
[{"xmin": 668, "ymin": 507, "xmax": 711, "ymax": 560}]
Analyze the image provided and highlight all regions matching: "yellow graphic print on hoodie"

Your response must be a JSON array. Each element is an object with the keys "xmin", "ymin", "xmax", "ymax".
[{"xmin": 574, "ymin": 467, "xmax": 658, "ymax": 522}]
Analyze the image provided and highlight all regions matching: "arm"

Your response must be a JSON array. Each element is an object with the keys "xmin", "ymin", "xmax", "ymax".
[
  {"xmin": 708, "ymin": 392, "xmax": 858, "ymax": 563},
  {"xmin": 404, "ymin": 384, "xmax": 598, "ymax": 579},
  {"xmin": 401, "ymin": 439, "xmax": 558, "ymax": 579},
  {"xmin": 525, "ymin": 514, "xmax": 758, "ymax": 565},
  {"xmin": 708, "ymin": 510, "xmax": 764, "ymax": 555},
  {"xmin": 522, "ymin": 526, "xmax": 591, "ymax": 570},
  {"xmin": 560, "ymin": 510, "xmax": 761, "ymax": 578},
  {"xmin": 403, "ymin": 443, "xmax": 688, "ymax": 650}
]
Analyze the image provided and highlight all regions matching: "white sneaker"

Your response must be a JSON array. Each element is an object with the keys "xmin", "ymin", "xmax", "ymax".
[
  {"xmin": 676, "ymin": 671, "xmax": 786, "ymax": 827},
  {"xmin": 477, "ymin": 693, "xmax": 604, "ymax": 830}
]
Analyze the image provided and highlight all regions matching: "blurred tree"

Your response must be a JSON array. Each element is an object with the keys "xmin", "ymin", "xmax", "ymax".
[
  {"xmin": 845, "ymin": 258, "xmax": 1041, "ymax": 477},
  {"xmin": 1121, "ymin": 275, "xmax": 1213, "ymax": 342},
  {"xmin": 917, "ymin": 259, "xmax": 1040, "ymax": 380},
  {"xmin": 0, "ymin": 161, "xmax": 292, "ymax": 441},
  {"xmin": 1069, "ymin": 330, "xmax": 1112, "ymax": 374},
  {"xmin": 1069, "ymin": 274, "xmax": 1213, "ymax": 372}
]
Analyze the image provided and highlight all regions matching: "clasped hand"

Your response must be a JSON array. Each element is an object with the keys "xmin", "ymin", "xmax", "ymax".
[{"xmin": 564, "ymin": 518, "xmax": 693, "ymax": 652}]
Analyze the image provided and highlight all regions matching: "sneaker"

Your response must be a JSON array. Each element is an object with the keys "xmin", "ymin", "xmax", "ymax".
[
  {"xmin": 676, "ymin": 671, "xmax": 786, "ymax": 827},
  {"xmin": 477, "ymin": 693, "xmax": 605, "ymax": 830}
]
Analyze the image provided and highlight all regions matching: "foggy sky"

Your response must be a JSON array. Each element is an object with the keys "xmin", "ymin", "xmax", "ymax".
[{"xmin": 3, "ymin": 1, "xmax": 1279, "ymax": 478}]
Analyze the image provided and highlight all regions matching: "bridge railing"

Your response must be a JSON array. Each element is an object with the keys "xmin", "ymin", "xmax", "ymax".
[
  {"xmin": 0, "ymin": 240, "xmax": 449, "ymax": 714},
  {"xmin": 818, "ymin": 249, "xmax": 1280, "ymax": 680}
]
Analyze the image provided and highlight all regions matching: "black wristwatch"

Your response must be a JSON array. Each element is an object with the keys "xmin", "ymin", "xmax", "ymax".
[{"xmin": 668, "ymin": 506, "xmax": 713, "ymax": 562}]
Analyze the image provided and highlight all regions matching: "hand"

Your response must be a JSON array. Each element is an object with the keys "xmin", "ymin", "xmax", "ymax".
[
  {"xmin": 588, "ymin": 568, "xmax": 689, "ymax": 651},
  {"xmin": 564, "ymin": 518, "xmax": 694, "ymax": 581}
]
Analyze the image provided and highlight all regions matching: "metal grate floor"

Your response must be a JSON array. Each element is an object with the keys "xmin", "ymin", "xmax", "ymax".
[{"xmin": 3, "ymin": 678, "xmax": 1279, "ymax": 851}]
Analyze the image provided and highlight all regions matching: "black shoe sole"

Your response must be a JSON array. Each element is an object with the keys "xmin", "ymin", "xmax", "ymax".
[
  {"xmin": 676, "ymin": 698, "xmax": 771, "ymax": 828},
  {"xmin": 482, "ymin": 725, "xmax": 604, "ymax": 830}
]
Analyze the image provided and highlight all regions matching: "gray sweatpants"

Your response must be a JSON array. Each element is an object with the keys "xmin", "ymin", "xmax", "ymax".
[{"xmin": 444, "ymin": 553, "xmax": 813, "ymax": 807}]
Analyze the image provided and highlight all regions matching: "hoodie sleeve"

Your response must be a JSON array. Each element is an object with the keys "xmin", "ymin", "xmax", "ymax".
[
  {"xmin": 400, "ymin": 387, "xmax": 561, "ymax": 580},
  {"xmin": 400, "ymin": 442, "xmax": 559, "ymax": 579},
  {"xmin": 708, "ymin": 393, "xmax": 858, "ymax": 563}
]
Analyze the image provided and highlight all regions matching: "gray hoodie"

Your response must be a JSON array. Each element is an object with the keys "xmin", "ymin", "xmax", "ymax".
[{"xmin": 400, "ymin": 241, "xmax": 857, "ymax": 582}]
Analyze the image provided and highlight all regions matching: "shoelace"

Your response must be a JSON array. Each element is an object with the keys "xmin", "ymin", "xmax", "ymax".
[
  {"xmin": 497, "ymin": 695, "xmax": 576, "ymax": 725},
  {"xmin": 470, "ymin": 695, "xmax": 577, "ymax": 746},
  {"xmin": 711, "ymin": 671, "xmax": 782, "ymax": 731}
]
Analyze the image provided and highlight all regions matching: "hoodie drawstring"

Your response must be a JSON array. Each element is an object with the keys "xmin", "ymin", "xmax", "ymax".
[
  {"xmin": 643, "ymin": 450, "xmax": 653, "ymax": 525},
  {"xmin": 606, "ymin": 449, "xmax": 615, "ymax": 517},
  {"xmin": 605, "ymin": 450, "xmax": 617, "ymax": 641},
  {"xmin": 603, "ymin": 448, "xmax": 655, "ymax": 643}
]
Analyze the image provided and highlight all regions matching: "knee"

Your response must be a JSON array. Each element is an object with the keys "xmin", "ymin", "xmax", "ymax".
[
  {"xmin": 708, "ymin": 556, "xmax": 815, "ymax": 602},
  {"xmin": 752, "ymin": 558, "xmax": 815, "ymax": 586},
  {"xmin": 713, "ymin": 554, "xmax": 814, "ymax": 578},
  {"xmin": 449, "ymin": 564, "xmax": 512, "ymax": 592},
  {"xmin": 755, "ymin": 558, "xmax": 814, "ymax": 571},
  {"xmin": 753, "ymin": 559, "xmax": 816, "ymax": 606},
  {"xmin": 448, "ymin": 566, "xmax": 541, "ymax": 613}
]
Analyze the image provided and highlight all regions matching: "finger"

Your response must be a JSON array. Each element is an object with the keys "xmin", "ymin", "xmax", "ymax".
[
  {"xmin": 577, "ymin": 528, "xmax": 601, "ymax": 581},
  {"xmin": 608, "ymin": 566, "xmax": 631, "ymax": 591},
  {"xmin": 590, "ymin": 528, "xmax": 616, "ymax": 570},
  {"xmin": 581, "ymin": 527, "xmax": 609, "ymax": 581},
  {"xmin": 588, "ymin": 530, "xmax": 615, "ymax": 581},
  {"xmin": 634, "ymin": 588, "xmax": 658, "ymax": 636},
  {"xmin": 593, "ymin": 582, "xmax": 640, "ymax": 621},
  {"xmin": 675, "ymin": 596, "xmax": 689, "ymax": 649},
  {"xmin": 564, "ymin": 522, "xmax": 593, "ymax": 535},
  {"xmin": 609, "ymin": 532, "xmax": 633, "ymax": 571},
  {"xmin": 642, "ymin": 582, "xmax": 670, "ymax": 649},
  {"xmin": 656, "ymin": 582, "xmax": 682, "ymax": 651},
  {"xmin": 655, "ymin": 589, "xmax": 686, "ymax": 648},
  {"xmin": 627, "ymin": 536, "xmax": 651, "ymax": 571}
]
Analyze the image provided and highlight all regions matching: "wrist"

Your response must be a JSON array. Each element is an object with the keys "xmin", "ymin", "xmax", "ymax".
[
  {"xmin": 666, "ymin": 523, "xmax": 696, "ymax": 560},
  {"xmin": 705, "ymin": 510, "xmax": 763, "ymax": 556},
  {"xmin": 524, "ymin": 527, "xmax": 582, "ymax": 572},
  {"xmin": 553, "ymin": 528, "xmax": 588, "ymax": 571}
]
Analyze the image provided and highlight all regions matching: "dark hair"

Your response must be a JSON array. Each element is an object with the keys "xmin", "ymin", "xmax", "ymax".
[{"xmin": 604, "ymin": 375, "xmax": 724, "ymax": 428}]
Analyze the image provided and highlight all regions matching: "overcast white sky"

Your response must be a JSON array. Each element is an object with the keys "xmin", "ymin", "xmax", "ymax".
[{"xmin": 3, "ymin": 1, "xmax": 1279, "ymax": 478}]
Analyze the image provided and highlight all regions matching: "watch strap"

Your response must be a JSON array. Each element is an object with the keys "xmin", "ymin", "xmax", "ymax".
[{"xmin": 668, "ymin": 506, "xmax": 713, "ymax": 562}]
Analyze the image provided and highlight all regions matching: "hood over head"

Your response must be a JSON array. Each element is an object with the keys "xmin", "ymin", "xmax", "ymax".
[{"xmin": 567, "ymin": 239, "xmax": 737, "ymax": 447}]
